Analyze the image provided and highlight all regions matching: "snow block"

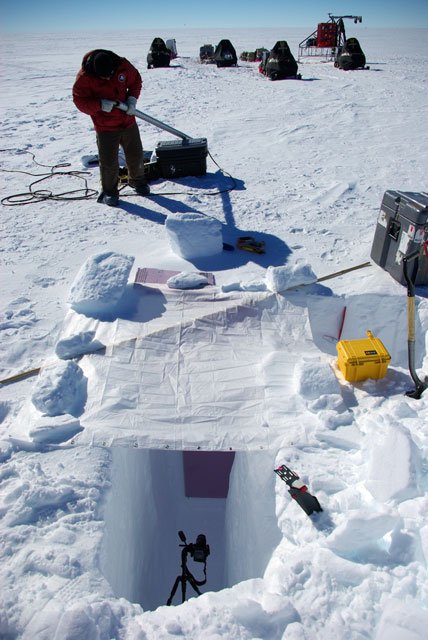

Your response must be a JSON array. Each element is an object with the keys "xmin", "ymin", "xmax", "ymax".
[
  {"xmin": 167, "ymin": 271, "xmax": 209, "ymax": 289},
  {"xmin": 55, "ymin": 330, "xmax": 104, "ymax": 359},
  {"xmin": 31, "ymin": 361, "xmax": 86, "ymax": 417},
  {"xmin": 67, "ymin": 252, "xmax": 134, "ymax": 315},
  {"xmin": 165, "ymin": 212, "xmax": 223, "ymax": 259},
  {"xmin": 52, "ymin": 604, "xmax": 98, "ymax": 640},
  {"xmin": 265, "ymin": 262, "xmax": 317, "ymax": 293},
  {"xmin": 375, "ymin": 597, "xmax": 428, "ymax": 640},
  {"xmin": 28, "ymin": 414, "xmax": 83, "ymax": 444},
  {"xmin": 326, "ymin": 509, "xmax": 399, "ymax": 554},
  {"xmin": 365, "ymin": 421, "xmax": 420, "ymax": 502},
  {"xmin": 294, "ymin": 357, "xmax": 340, "ymax": 400}
]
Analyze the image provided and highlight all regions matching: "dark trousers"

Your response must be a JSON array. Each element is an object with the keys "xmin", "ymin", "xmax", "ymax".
[{"xmin": 96, "ymin": 123, "xmax": 146, "ymax": 195}]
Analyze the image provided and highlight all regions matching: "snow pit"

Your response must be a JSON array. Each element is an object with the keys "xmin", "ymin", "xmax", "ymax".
[{"xmin": 100, "ymin": 448, "xmax": 281, "ymax": 611}]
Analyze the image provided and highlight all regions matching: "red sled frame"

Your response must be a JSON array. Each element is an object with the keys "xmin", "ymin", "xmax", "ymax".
[{"xmin": 298, "ymin": 14, "xmax": 362, "ymax": 62}]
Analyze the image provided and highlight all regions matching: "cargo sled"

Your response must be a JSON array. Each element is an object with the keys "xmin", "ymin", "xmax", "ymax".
[
  {"xmin": 256, "ymin": 48, "xmax": 269, "ymax": 61},
  {"xmin": 147, "ymin": 37, "xmax": 171, "ymax": 69},
  {"xmin": 214, "ymin": 40, "xmax": 237, "ymax": 67},
  {"xmin": 199, "ymin": 44, "xmax": 215, "ymax": 63},
  {"xmin": 259, "ymin": 41, "xmax": 300, "ymax": 80},
  {"xmin": 299, "ymin": 14, "xmax": 363, "ymax": 63},
  {"xmin": 335, "ymin": 37, "xmax": 366, "ymax": 70}
]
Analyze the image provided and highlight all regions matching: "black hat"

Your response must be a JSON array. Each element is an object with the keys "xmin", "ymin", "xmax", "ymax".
[{"xmin": 93, "ymin": 52, "xmax": 115, "ymax": 77}]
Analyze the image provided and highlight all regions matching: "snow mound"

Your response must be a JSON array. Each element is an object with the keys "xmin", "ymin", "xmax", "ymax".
[
  {"xmin": 67, "ymin": 252, "xmax": 134, "ymax": 316},
  {"xmin": 167, "ymin": 271, "xmax": 209, "ymax": 289},
  {"xmin": 221, "ymin": 278, "xmax": 267, "ymax": 292},
  {"xmin": 165, "ymin": 212, "xmax": 223, "ymax": 258},
  {"xmin": 266, "ymin": 262, "xmax": 317, "ymax": 293},
  {"xmin": 31, "ymin": 360, "xmax": 86, "ymax": 417}
]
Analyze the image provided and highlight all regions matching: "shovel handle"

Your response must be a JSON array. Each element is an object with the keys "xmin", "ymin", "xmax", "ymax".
[
  {"xmin": 114, "ymin": 101, "xmax": 191, "ymax": 141},
  {"xmin": 403, "ymin": 249, "xmax": 428, "ymax": 398}
]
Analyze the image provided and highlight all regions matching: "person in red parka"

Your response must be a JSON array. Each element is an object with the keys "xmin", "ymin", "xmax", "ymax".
[{"xmin": 73, "ymin": 49, "xmax": 150, "ymax": 206}]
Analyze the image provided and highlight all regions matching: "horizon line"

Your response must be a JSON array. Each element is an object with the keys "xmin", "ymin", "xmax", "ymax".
[{"xmin": 2, "ymin": 25, "xmax": 427, "ymax": 34}]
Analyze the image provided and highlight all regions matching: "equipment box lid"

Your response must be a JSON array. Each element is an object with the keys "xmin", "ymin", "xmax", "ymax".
[
  {"xmin": 382, "ymin": 190, "xmax": 428, "ymax": 225},
  {"xmin": 156, "ymin": 138, "xmax": 208, "ymax": 158},
  {"xmin": 336, "ymin": 331, "xmax": 390, "ymax": 364}
]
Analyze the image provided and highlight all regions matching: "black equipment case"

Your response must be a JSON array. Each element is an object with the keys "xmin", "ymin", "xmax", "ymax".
[
  {"xmin": 155, "ymin": 138, "xmax": 208, "ymax": 178},
  {"xmin": 370, "ymin": 191, "xmax": 428, "ymax": 286}
]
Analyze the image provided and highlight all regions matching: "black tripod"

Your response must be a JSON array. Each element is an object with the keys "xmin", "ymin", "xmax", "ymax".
[{"xmin": 167, "ymin": 531, "xmax": 209, "ymax": 606}]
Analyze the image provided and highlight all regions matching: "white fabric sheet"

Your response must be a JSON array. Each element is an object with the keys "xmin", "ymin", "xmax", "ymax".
[{"xmin": 74, "ymin": 285, "xmax": 320, "ymax": 451}]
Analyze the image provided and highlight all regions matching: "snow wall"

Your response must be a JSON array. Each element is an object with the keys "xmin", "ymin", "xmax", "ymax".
[{"xmin": 100, "ymin": 448, "xmax": 281, "ymax": 611}]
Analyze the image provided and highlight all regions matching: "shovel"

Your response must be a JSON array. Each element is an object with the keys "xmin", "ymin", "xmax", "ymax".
[{"xmin": 402, "ymin": 248, "xmax": 428, "ymax": 399}]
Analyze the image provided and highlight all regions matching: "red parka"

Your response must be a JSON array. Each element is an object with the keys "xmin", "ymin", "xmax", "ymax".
[{"xmin": 73, "ymin": 49, "xmax": 142, "ymax": 132}]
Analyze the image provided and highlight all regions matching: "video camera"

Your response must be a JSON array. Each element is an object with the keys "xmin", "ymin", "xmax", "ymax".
[{"xmin": 178, "ymin": 530, "xmax": 210, "ymax": 563}]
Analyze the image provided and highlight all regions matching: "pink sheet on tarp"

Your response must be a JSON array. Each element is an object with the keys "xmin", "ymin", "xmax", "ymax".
[{"xmin": 183, "ymin": 451, "xmax": 235, "ymax": 498}]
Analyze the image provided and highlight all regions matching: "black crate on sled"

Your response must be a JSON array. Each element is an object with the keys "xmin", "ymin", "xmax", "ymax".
[
  {"xmin": 370, "ymin": 191, "xmax": 428, "ymax": 286},
  {"xmin": 155, "ymin": 138, "xmax": 208, "ymax": 179}
]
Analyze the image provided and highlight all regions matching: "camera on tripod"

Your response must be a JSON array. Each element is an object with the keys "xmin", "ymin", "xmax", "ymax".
[
  {"xmin": 179, "ymin": 531, "xmax": 210, "ymax": 563},
  {"xmin": 167, "ymin": 531, "xmax": 210, "ymax": 606}
]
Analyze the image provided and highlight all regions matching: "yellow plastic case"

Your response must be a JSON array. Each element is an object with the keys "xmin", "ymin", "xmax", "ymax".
[{"xmin": 336, "ymin": 330, "xmax": 391, "ymax": 381}]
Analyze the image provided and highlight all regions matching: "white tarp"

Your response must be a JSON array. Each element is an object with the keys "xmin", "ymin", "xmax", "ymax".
[
  {"xmin": 10, "ymin": 280, "xmax": 416, "ymax": 451},
  {"xmin": 75, "ymin": 285, "xmax": 321, "ymax": 450}
]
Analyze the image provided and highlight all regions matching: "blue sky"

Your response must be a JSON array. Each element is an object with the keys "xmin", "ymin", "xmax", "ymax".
[{"xmin": 1, "ymin": 0, "xmax": 427, "ymax": 32}]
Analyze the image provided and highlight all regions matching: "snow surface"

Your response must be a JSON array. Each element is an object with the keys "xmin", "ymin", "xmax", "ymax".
[{"xmin": 1, "ymin": 26, "xmax": 428, "ymax": 639}]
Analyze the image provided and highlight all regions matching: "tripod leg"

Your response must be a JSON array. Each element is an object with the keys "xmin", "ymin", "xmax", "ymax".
[
  {"xmin": 181, "ymin": 575, "xmax": 187, "ymax": 603},
  {"xmin": 167, "ymin": 576, "xmax": 182, "ymax": 606}
]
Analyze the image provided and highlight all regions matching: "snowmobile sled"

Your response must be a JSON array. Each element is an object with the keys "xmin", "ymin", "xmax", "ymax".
[
  {"xmin": 147, "ymin": 37, "xmax": 171, "ymax": 69},
  {"xmin": 335, "ymin": 37, "xmax": 366, "ymax": 70},
  {"xmin": 214, "ymin": 40, "xmax": 237, "ymax": 67},
  {"xmin": 259, "ymin": 41, "xmax": 300, "ymax": 80}
]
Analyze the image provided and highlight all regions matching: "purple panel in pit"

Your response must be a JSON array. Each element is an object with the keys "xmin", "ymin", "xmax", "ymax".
[{"xmin": 183, "ymin": 451, "xmax": 235, "ymax": 498}]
